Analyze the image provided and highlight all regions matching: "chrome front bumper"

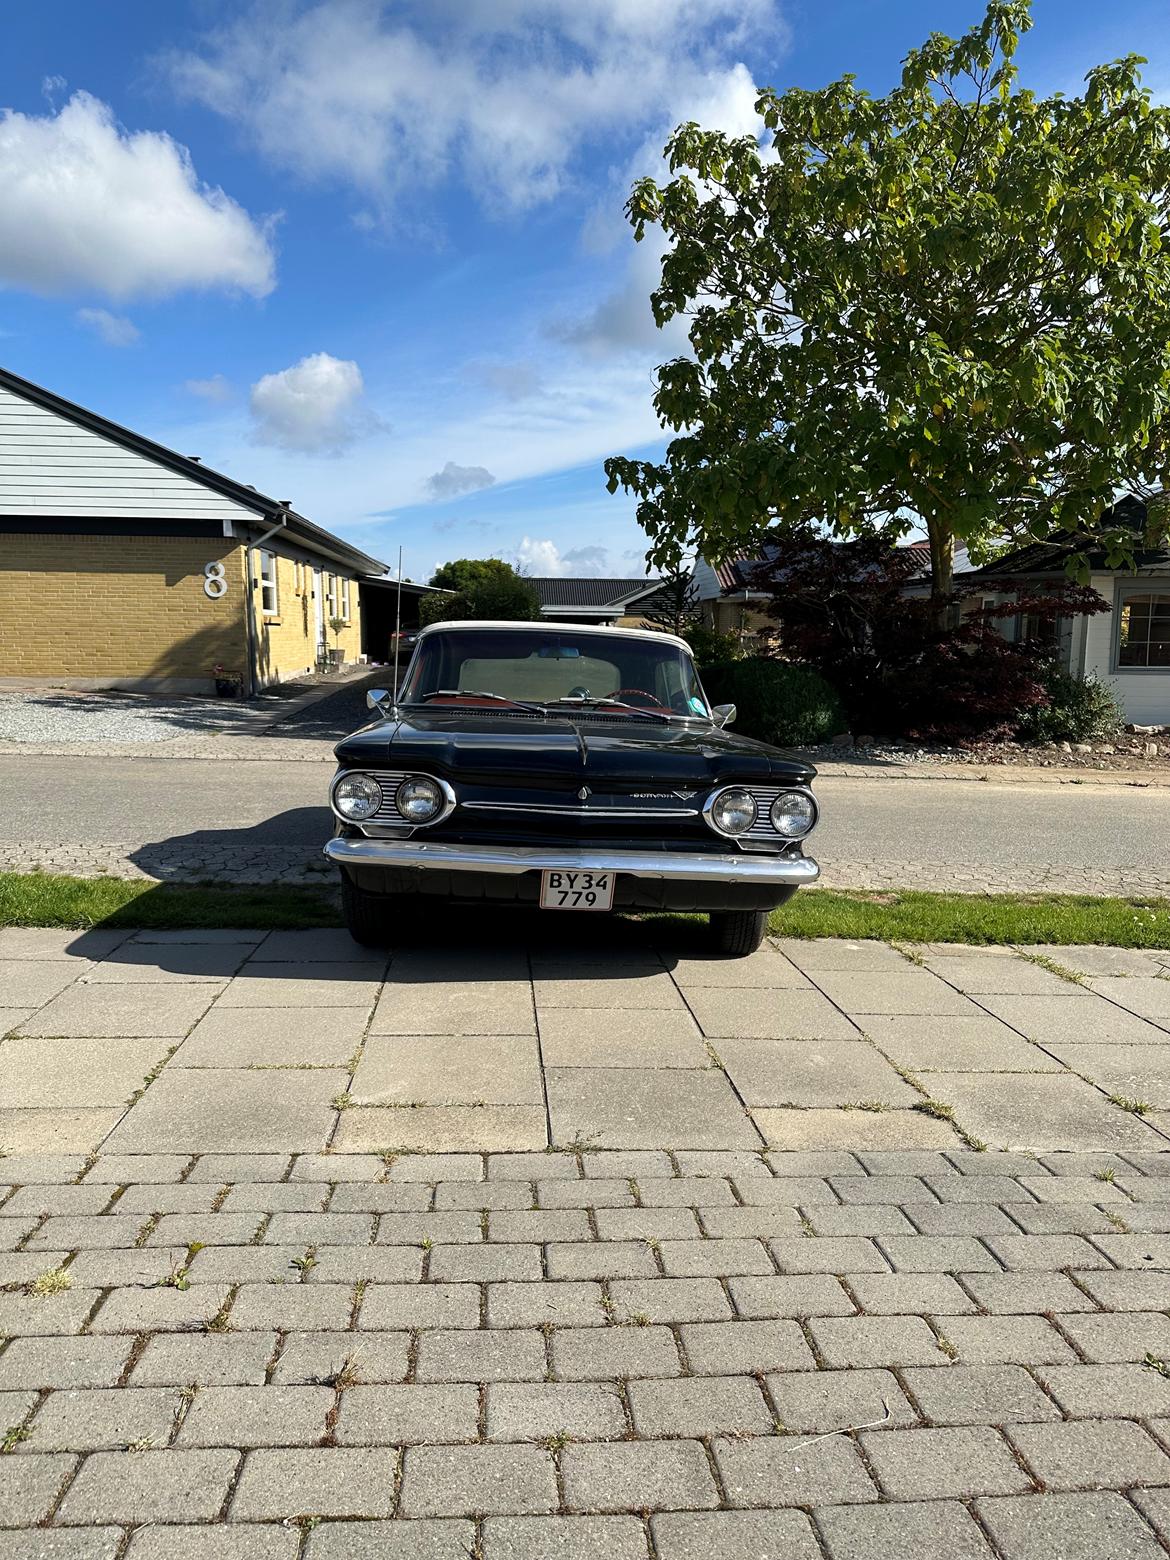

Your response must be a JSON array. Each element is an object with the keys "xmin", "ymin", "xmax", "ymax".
[{"xmin": 324, "ymin": 836, "xmax": 820, "ymax": 886}]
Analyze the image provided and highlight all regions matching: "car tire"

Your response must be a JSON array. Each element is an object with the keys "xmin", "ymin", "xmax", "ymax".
[
  {"xmin": 709, "ymin": 908, "xmax": 769, "ymax": 957},
  {"xmin": 341, "ymin": 876, "xmax": 396, "ymax": 947}
]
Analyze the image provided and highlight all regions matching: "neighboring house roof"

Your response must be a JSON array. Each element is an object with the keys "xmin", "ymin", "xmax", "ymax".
[
  {"xmin": 0, "ymin": 365, "xmax": 387, "ymax": 576},
  {"xmin": 528, "ymin": 577, "xmax": 663, "ymax": 608},
  {"xmin": 966, "ymin": 496, "xmax": 1170, "ymax": 578},
  {"xmin": 527, "ymin": 577, "xmax": 666, "ymax": 618}
]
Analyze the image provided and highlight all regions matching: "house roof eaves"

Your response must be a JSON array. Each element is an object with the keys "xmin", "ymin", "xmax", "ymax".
[{"xmin": 0, "ymin": 365, "xmax": 388, "ymax": 576}]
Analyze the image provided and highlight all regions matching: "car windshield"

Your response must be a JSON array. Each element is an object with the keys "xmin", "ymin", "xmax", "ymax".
[{"xmin": 399, "ymin": 627, "xmax": 711, "ymax": 718}]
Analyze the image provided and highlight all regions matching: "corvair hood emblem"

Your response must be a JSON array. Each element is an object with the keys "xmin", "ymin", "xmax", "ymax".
[{"xmin": 577, "ymin": 786, "xmax": 590, "ymax": 800}]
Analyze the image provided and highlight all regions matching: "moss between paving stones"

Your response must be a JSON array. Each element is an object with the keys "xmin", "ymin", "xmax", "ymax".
[{"xmin": 1, "ymin": 871, "xmax": 1167, "ymax": 947}]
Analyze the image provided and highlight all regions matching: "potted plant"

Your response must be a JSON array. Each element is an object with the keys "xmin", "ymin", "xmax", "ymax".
[
  {"xmin": 328, "ymin": 615, "xmax": 347, "ymax": 668},
  {"xmin": 213, "ymin": 664, "xmax": 244, "ymax": 698}
]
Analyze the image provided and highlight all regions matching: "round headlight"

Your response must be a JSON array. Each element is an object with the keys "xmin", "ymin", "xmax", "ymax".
[
  {"xmin": 709, "ymin": 787, "xmax": 757, "ymax": 836},
  {"xmin": 334, "ymin": 772, "xmax": 382, "ymax": 821},
  {"xmin": 770, "ymin": 790, "xmax": 817, "ymax": 837},
  {"xmin": 396, "ymin": 775, "xmax": 445, "ymax": 823}
]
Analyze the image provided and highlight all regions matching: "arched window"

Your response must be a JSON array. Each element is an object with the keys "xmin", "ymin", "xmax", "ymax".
[{"xmin": 1117, "ymin": 592, "xmax": 1170, "ymax": 668}]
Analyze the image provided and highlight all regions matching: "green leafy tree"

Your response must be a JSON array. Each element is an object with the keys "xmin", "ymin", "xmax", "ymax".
[
  {"xmin": 605, "ymin": 0, "xmax": 1170, "ymax": 620},
  {"xmin": 420, "ymin": 558, "xmax": 541, "ymax": 624}
]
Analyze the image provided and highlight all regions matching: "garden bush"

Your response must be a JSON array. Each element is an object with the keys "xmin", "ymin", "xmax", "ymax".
[
  {"xmin": 1017, "ymin": 668, "xmax": 1123, "ymax": 743},
  {"xmin": 700, "ymin": 658, "xmax": 846, "ymax": 747}
]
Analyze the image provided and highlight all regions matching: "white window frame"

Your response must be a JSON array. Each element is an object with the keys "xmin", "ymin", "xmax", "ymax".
[
  {"xmin": 1113, "ymin": 585, "xmax": 1170, "ymax": 672},
  {"xmin": 341, "ymin": 577, "xmax": 351, "ymax": 621},
  {"xmin": 326, "ymin": 574, "xmax": 339, "ymax": 618},
  {"xmin": 258, "ymin": 550, "xmax": 279, "ymax": 617}
]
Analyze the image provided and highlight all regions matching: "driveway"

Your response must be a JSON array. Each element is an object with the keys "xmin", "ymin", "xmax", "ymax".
[{"xmin": 2, "ymin": 927, "xmax": 1170, "ymax": 1551}]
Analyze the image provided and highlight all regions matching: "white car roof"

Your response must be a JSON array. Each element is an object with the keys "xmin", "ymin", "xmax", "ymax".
[{"xmin": 416, "ymin": 619, "xmax": 693, "ymax": 652}]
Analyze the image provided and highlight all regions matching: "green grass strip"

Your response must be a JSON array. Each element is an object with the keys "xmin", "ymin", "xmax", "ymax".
[
  {"xmin": 0, "ymin": 873, "xmax": 338, "ymax": 931},
  {"xmin": 771, "ymin": 889, "xmax": 1170, "ymax": 947},
  {"xmin": 1, "ymin": 871, "xmax": 1167, "ymax": 948}
]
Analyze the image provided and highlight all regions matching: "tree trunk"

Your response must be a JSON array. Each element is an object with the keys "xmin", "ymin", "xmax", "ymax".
[{"xmin": 926, "ymin": 517, "xmax": 955, "ymax": 630}]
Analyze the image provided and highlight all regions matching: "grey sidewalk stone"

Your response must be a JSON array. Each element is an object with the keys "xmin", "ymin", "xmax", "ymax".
[
  {"xmin": 400, "ymin": 1444, "xmax": 557, "ymax": 1516},
  {"xmin": 56, "ymin": 1447, "xmax": 239, "ymax": 1524},
  {"xmin": 977, "ymin": 1491, "xmax": 1166, "ymax": 1559},
  {"xmin": 815, "ymin": 1500, "xmax": 997, "ymax": 1560},
  {"xmin": 562, "ymin": 1439, "xmax": 719, "ymax": 1512},
  {"xmin": 230, "ymin": 1447, "xmax": 396, "ymax": 1519}
]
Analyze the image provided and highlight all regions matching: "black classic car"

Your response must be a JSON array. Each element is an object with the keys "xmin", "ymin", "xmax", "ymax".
[{"xmin": 325, "ymin": 621, "xmax": 820, "ymax": 955}]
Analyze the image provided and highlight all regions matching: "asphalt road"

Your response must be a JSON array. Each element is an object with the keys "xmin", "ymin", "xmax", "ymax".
[{"xmin": 2, "ymin": 754, "xmax": 1166, "ymax": 882}]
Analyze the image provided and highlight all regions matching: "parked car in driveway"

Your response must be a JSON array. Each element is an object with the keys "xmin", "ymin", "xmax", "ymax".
[{"xmin": 324, "ymin": 620, "xmax": 819, "ymax": 954}]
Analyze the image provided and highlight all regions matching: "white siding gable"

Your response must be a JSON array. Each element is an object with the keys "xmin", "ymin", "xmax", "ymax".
[{"xmin": 0, "ymin": 383, "xmax": 259, "ymax": 523}]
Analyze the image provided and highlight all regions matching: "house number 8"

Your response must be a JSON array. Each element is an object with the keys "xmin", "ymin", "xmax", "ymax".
[{"xmin": 203, "ymin": 561, "xmax": 228, "ymax": 600}]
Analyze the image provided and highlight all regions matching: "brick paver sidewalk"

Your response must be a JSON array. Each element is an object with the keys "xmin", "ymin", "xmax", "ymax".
[{"xmin": 2, "ymin": 927, "xmax": 1170, "ymax": 1553}]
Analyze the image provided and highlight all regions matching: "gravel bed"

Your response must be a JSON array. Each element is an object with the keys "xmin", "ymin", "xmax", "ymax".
[{"xmin": 0, "ymin": 690, "xmax": 262, "ymax": 745}]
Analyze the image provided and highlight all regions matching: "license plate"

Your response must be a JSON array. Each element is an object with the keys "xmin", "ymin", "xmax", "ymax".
[{"xmin": 539, "ymin": 869, "xmax": 616, "ymax": 911}]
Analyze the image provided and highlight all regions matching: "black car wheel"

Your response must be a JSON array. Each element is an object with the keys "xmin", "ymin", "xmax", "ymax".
[
  {"xmin": 341, "ymin": 877, "xmax": 396, "ymax": 947},
  {"xmin": 709, "ymin": 909, "xmax": 769, "ymax": 957}
]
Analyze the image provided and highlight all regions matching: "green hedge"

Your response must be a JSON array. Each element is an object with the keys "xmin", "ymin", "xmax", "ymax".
[{"xmin": 700, "ymin": 658, "xmax": 846, "ymax": 747}]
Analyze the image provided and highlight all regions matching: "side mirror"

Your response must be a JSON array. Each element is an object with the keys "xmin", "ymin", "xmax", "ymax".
[
  {"xmin": 711, "ymin": 703, "xmax": 736, "ymax": 728},
  {"xmin": 366, "ymin": 688, "xmax": 390, "ymax": 714}
]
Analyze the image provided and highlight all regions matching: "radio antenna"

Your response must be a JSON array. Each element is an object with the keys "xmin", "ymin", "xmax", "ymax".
[{"xmin": 391, "ymin": 546, "xmax": 403, "ymax": 704}]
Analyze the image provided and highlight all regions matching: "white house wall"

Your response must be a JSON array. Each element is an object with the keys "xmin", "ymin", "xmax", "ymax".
[
  {"xmin": 0, "ymin": 383, "xmax": 257, "ymax": 522},
  {"xmin": 1084, "ymin": 572, "xmax": 1170, "ymax": 726}
]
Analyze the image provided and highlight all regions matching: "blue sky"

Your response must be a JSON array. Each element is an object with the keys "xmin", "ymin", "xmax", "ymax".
[{"xmin": 2, "ymin": 1, "xmax": 1168, "ymax": 582}]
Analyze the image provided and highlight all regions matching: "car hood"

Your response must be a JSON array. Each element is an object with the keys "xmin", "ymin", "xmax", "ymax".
[{"xmin": 334, "ymin": 709, "xmax": 815, "ymax": 790}]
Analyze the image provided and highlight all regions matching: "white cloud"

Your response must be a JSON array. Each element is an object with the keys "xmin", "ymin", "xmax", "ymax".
[
  {"xmin": 76, "ymin": 306, "xmax": 139, "ymax": 347},
  {"xmin": 0, "ymin": 92, "xmax": 275, "ymax": 301},
  {"xmin": 515, "ymin": 537, "xmax": 617, "ymax": 576},
  {"xmin": 185, "ymin": 374, "xmax": 234, "ymax": 403},
  {"xmin": 165, "ymin": 1, "xmax": 781, "ymax": 216},
  {"xmin": 249, "ymin": 352, "xmax": 371, "ymax": 453},
  {"xmin": 425, "ymin": 461, "xmax": 496, "ymax": 500}
]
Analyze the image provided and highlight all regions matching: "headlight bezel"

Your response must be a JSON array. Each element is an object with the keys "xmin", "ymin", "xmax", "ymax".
[
  {"xmin": 331, "ymin": 771, "xmax": 383, "ymax": 822},
  {"xmin": 769, "ymin": 788, "xmax": 818, "ymax": 839},
  {"xmin": 395, "ymin": 774, "xmax": 448, "ymax": 824},
  {"xmin": 330, "ymin": 769, "xmax": 456, "ymax": 829},
  {"xmin": 703, "ymin": 785, "xmax": 759, "ymax": 838}
]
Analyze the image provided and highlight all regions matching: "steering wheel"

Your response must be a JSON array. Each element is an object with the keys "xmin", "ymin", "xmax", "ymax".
[{"xmin": 604, "ymin": 687, "xmax": 672, "ymax": 711}]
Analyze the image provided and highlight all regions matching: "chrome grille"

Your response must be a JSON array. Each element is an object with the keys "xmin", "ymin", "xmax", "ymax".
[
  {"xmin": 742, "ymin": 784, "xmax": 815, "ymax": 841},
  {"xmin": 361, "ymin": 769, "xmax": 411, "ymax": 823}
]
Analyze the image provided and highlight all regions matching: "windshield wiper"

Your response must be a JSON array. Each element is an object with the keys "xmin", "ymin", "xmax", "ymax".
[
  {"xmin": 415, "ymin": 689, "xmax": 546, "ymax": 713},
  {"xmin": 546, "ymin": 696, "xmax": 667, "ymax": 720}
]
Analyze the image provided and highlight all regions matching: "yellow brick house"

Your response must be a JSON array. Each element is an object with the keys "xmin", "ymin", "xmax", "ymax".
[{"xmin": 0, "ymin": 367, "xmax": 386, "ymax": 696}]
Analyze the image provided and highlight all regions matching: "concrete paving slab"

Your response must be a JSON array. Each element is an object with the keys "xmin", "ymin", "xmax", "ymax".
[
  {"xmin": 102, "ymin": 1069, "xmax": 348, "ymax": 1153},
  {"xmin": 810, "ymin": 971, "xmax": 988, "ymax": 1017},
  {"xmin": 173, "ymin": 1007, "xmax": 368, "ymax": 1068},
  {"xmin": 857, "ymin": 1015, "xmax": 1060, "ymax": 1072},
  {"xmin": 927, "ymin": 1072, "xmax": 1167, "ymax": 1151},
  {"xmin": 16, "ymin": 985, "xmax": 217, "ymax": 1038},
  {"xmin": 978, "ymin": 993, "xmax": 1169, "ymax": 1045},
  {"xmin": 776, "ymin": 940, "xmax": 909, "ymax": 972},
  {"xmin": 371, "ymin": 982, "xmax": 535, "ymax": 1035},
  {"xmin": 920, "ymin": 956, "xmax": 1079, "ymax": 994},
  {"xmin": 0, "ymin": 961, "xmax": 85, "ymax": 1006},
  {"xmin": 334, "ymin": 1105, "xmax": 548, "ymax": 1152},
  {"xmin": 352, "ymin": 1034, "xmax": 544, "ymax": 1106},
  {"xmin": 0, "ymin": 1108, "xmax": 123, "ymax": 1152},
  {"xmin": 218, "ymin": 967, "xmax": 382, "ymax": 1008},
  {"xmin": 546, "ymin": 1068, "xmax": 761, "ymax": 1149},
  {"xmin": 83, "ymin": 946, "xmax": 253, "ymax": 983},
  {"xmin": 1024, "ymin": 946, "xmax": 1167, "ymax": 979},
  {"xmin": 1043, "ymin": 1043, "xmax": 1170, "ymax": 1109},
  {"xmin": 534, "ymin": 973, "xmax": 685, "ymax": 1009},
  {"xmin": 0, "ymin": 1037, "xmax": 175, "ymax": 1108},
  {"xmin": 719, "ymin": 1040, "xmax": 920, "ymax": 1108},
  {"xmin": 669, "ymin": 950, "xmax": 813, "ymax": 989},
  {"xmin": 249, "ymin": 930, "xmax": 388, "ymax": 964},
  {"xmin": 0, "ymin": 1009, "xmax": 34, "ymax": 1035},
  {"xmin": 0, "ymin": 928, "xmax": 128, "ymax": 961},
  {"xmin": 536, "ymin": 1009, "xmax": 709, "ymax": 1068},
  {"xmin": 754, "ymin": 1108, "xmax": 960, "ymax": 1151},
  {"xmin": 686, "ymin": 988, "xmax": 862, "ymax": 1040},
  {"xmin": 1086, "ymin": 977, "xmax": 1170, "ymax": 1024}
]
